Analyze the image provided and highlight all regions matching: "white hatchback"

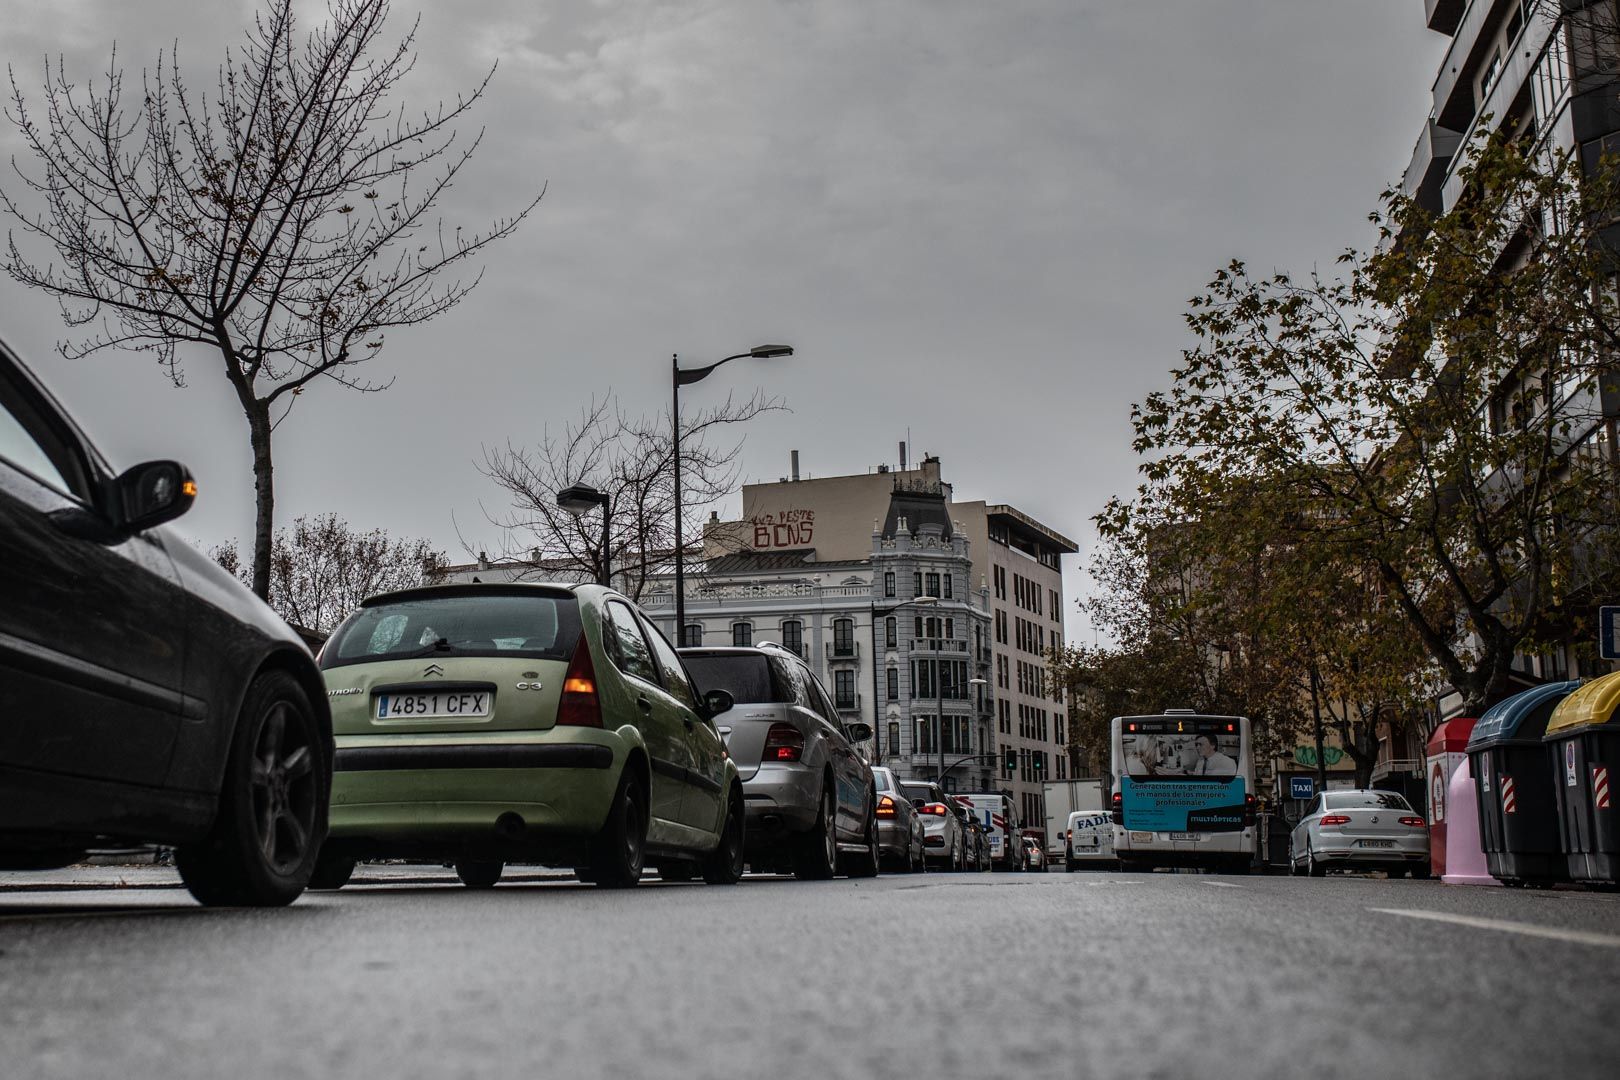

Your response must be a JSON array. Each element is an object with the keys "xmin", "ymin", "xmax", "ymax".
[{"xmin": 1063, "ymin": 810, "xmax": 1117, "ymax": 871}]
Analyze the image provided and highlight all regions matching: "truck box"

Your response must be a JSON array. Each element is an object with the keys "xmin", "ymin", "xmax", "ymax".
[{"xmin": 1043, "ymin": 779, "xmax": 1105, "ymax": 859}]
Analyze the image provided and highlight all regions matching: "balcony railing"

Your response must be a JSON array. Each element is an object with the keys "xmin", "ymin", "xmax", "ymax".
[
  {"xmin": 835, "ymin": 692, "xmax": 860, "ymax": 712},
  {"xmin": 830, "ymin": 641, "xmax": 859, "ymax": 660},
  {"xmin": 640, "ymin": 582, "xmax": 870, "ymax": 608}
]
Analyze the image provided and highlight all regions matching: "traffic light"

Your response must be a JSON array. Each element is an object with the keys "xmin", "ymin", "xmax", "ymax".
[
  {"xmin": 1032, "ymin": 753, "xmax": 1044, "ymax": 775},
  {"xmin": 1003, "ymin": 748, "xmax": 1017, "ymax": 774}
]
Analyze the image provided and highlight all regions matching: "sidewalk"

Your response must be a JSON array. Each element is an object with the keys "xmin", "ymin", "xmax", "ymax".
[{"xmin": 0, "ymin": 863, "xmax": 578, "ymax": 893}]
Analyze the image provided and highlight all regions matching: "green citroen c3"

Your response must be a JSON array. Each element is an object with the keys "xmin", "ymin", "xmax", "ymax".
[{"xmin": 310, "ymin": 583, "xmax": 744, "ymax": 889}]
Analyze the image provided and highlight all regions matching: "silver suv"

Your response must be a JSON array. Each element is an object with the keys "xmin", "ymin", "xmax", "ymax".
[{"xmin": 680, "ymin": 644, "xmax": 879, "ymax": 879}]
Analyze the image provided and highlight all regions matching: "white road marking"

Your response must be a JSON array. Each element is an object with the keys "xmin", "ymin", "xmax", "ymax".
[
  {"xmin": 1371, "ymin": 908, "xmax": 1620, "ymax": 948},
  {"xmin": 1201, "ymin": 881, "xmax": 1244, "ymax": 888}
]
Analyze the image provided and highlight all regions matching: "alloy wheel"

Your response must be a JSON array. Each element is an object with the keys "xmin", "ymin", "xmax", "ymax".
[{"xmin": 248, "ymin": 701, "xmax": 318, "ymax": 875}]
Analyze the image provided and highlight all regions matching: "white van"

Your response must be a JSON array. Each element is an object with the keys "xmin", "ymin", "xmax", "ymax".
[
  {"xmin": 1063, "ymin": 809, "xmax": 1116, "ymax": 871},
  {"xmin": 953, "ymin": 792, "xmax": 1023, "ymax": 870}
]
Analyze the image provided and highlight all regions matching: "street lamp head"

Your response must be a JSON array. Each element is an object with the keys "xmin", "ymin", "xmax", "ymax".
[
  {"xmin": 968, "ymin": 677, "xmax": 988, "ymax": 687},
  {"xmin": 749, "ymin": 343, "xmax": 794, "ymax": 359},
  {"xmin": 556, "ymin": 483, "xmax": 609, "ymax": 517},
  {"xmin": 913, "ymin": 595, "xmax": 940, "ymax": 606}
]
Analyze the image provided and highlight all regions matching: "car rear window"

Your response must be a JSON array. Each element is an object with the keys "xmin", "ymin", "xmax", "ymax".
[
  {"xmin": 1325, "ymin": 791, "xmax": 1412, "ymax": 811},
  {"xmin": 322, "ymin": 591, "xmax": 581, "ymax": 668},
  {"xmin": 900, "ymin": 783, "xmax": 934, "ymax": 805},
  {"xmin": 872, "ymin": 768, "xmax": 898, "ymax": 794},
  {"xmin": 680, "ymin": 653, "xmax": 789, "ymax": 704}
]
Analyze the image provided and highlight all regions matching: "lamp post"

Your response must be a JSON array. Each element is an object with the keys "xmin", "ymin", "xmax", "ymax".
[
  {"xmin": 673, "ymin": 344, "xmax": 793, "ymax": 645},
  {"xmin": 556, "ymin": 483, "xmax": 612, "ymax": 586},
  {"xmin": 968, "ymin": 676, "xmax": 988, "ymax": 787}
]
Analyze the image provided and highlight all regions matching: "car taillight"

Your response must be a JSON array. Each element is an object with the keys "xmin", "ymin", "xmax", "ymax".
[
  {"xmin": 1320, "ymin": 814, "xmax": 1351, "ymax": 826},
  {"xmin": 1399, "ymin": 816, "xmax": 1426, "ymax": 828},
  {"xmin": 556, "ymin": 637, "xmax": 602, "ymax": 727},
  {"xmin": 1065, "ymin": 830, "xmax": 1072, "ymax": 841},
  {"xmin": 763, "ymin": 723, "xmax": 804, "ymax": 762},
  {"xmin": 919, "ymin": 802, "xmax": 947, "ymax": 816},
  {"xmin": 877, "ymin": 795, "xmax": 897, "ymax": 818}
]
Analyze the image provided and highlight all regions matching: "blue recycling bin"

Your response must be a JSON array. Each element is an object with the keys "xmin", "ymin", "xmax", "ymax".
[{"xmin": 1466, "ymin": 681, "xmax": 1579, "ymax": 886}]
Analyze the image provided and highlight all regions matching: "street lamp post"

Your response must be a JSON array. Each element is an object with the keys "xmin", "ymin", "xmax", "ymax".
[
  {"xmin": 672, "ymin": 344, "xmax": 793, "ymax": 644},
  {"xmin": 556, "ymin": 484, "xmax": 613, "ymax": 586}
]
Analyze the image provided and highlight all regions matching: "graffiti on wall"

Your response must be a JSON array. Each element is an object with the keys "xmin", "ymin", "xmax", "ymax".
[{"xmin": 751, "ymin": 509, "xmax": 815, "ymax": 549}]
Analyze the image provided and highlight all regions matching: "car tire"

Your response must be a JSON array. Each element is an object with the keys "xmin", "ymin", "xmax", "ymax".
[
  {"xmin": 1307, "ymin": 842, "xmax": 1326, "ymax": 878},
  {"xmin": 846, "ymin": 800, "xmax": 880, "ymax": 879},
  {"xmin": 657, "ymin": 862, "xmax": 697, "ymax": 883},
  {"xmin": 455, "ymin": 859, "xmax": 503, "ymax": 888},
  {"xmin": 1289, "ymin": 847, "xmax": 1301, "ymax": 876},
  {"xmin": 702, "ymin": 790, "xmax": 746, "ymax": 885},
  {"xmin": 177, "ymin": 670, "xmax": 328, "ymax": 908},
  {"xmin": 590, "ymin": 768, "xmax": 648, "ymax": 888},
  {"xmin": 793, "ymin": 782, "xmax": 839, "ymax": 881},
  {"xmin": 307, "ymin": 849, "xmax": 356, "ymax": 891}
]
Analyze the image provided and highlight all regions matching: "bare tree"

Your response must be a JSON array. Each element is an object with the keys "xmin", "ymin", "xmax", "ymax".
[
  {"xmin": 2, "ymin": 0, "xmax": 541, "ymax": 598},
  {"xmin": 476, "ymin": 390, "xmax": 785, "ymax": 601},
  {"xmin": 212, "ymin": 513, "xmax": 444, "ymax": 635}
]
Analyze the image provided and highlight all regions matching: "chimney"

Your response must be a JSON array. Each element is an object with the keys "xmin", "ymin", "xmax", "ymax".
[
  {"xmin": 791, "ymin": 450, "xmax": 800, "ymax": 482},
  {"xmin": 899, "ymin": 441, "xmax": 908, "ymax": 471}
]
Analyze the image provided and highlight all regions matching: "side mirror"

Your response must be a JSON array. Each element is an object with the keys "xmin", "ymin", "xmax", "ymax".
[
  {"xmin": 702, "ymin": 688, "xmax": 734, "ymax": 718},
  {"xmin": 845, "ymin": 721, "xmax": 873, "ymax": 743},
  {"xmin": 117, "ymin": 460, "xmax": 195, "ymax": 533}
]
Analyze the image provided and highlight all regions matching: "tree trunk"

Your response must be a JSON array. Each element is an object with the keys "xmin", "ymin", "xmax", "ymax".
[{"xmin": 246, "ymin": 399, "xmax": 275, "ymax": 601}]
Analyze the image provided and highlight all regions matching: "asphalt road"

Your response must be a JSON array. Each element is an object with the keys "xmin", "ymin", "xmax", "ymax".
[{"xmin": 2, "ymin": 866, "xmax": 1618, "ymax": 1080}]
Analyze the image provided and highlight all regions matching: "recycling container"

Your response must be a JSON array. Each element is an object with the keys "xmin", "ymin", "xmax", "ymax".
[
  {"xmin": 1544, "ymin": 671, "xmax": 1620, "ymax": 885},
  {"xmin": 1424, "ymin": 717, "xmax": 1477, "ymax": 878},
  {"xmin": 1467, "ymin": 681, "xmax": 1579, "ymax": 886}
]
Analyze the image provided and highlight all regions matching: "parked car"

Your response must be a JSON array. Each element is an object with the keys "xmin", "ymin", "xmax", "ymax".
[
  {"xmin": 871, "ymin": 766, "xmax": 926, "ymax": 872},
  {"xmin": 902, "ymin": 780, "xmax": 968, "ymax": 870},
  {"xmin": 0, "ymin": 337, "xmax": 333, "ymax": 906},
  {"xmin": 1289, "ymin": 789, "xmax": 1430, "ymax": 878},
  {"xmin": 315, "ymin": 583, "xmax": 745, "ymax": 889},
  {"xmin": 953, "ymin": 792, "xmax": 1023, "ymax": 870},
  {"xmin": 1063, "ymin": 810, "xmax": 1117, "ymax": 871},
  {"xmin": 953, "ymin": 799, "xmax": 992, "ymax": 871},
  {"xmin": 1024, "ymin": 835, "xmax": 1046, "ymax": 870},
  {"xmin": 679, "ymin": 642, "xmax": 879, "ymax": 880}
]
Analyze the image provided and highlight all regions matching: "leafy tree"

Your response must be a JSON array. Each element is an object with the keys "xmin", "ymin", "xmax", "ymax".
[
  {"xmin": 2, "ymin": 0, "xmax": 540, "ymax": 598},
  {"xmin": 212, "ymin": 513, "xmax": 443, "ymax": 635},
  {"xmin": 1116, "ymin": 132, "xmax": 1620, "ymax": 716}
]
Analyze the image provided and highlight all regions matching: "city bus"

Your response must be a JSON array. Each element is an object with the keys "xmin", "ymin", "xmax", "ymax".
[{"xmin": 1109, "ymin": 710, "xmax": 1256, "ymax": 874}]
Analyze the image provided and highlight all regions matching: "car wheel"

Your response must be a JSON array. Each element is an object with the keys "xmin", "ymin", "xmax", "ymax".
[
  {"xmin": 1289, "ymin": 846, "xmax": 1301, "ymax": 876},
  {"xmin": 590, "ymin": 768, "xmax": 648, "ymax": 888},
  {"xmin": 455, "ymin": 859, "xmax": 503, "ymax": 888},
  {"xmin": 657, "ymin": 862, "xmax": 697, "ymax": 883},
  {"xmin": 1307, "ymin": 842, "xmax": 1326, "ymax": 878},
  {"xmin": 177, "ymin": 670, "xmax": 327, "ymax": 907},
  {"xmin": 308, "ymin": 849, "xmax": 356, "ymax": 891},
  {"xmin": 793, "ymin": 782, "xmax": 838, "ymax": 881},
  {"xmin": 702, "ymin": 790, "xmax": 746, "ymax": 885}
]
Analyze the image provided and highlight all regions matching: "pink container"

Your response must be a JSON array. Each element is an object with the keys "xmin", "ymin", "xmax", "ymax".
[{"xmin": 1441, "ymin": 753, "xmax": 1498, "ymax": 887}]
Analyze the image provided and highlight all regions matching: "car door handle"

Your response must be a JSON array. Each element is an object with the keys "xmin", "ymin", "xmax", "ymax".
[{"xmin": 637, "ymin": 695, "xmax": 653, "ymax": 713}]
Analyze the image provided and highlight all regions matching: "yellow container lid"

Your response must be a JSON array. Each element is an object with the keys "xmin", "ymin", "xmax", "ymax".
[{"xmin": 1545, "ymin": 670, "xmax": 1620, "ymax": 736}]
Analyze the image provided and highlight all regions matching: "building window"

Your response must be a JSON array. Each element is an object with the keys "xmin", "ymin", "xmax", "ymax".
[
  {"xmin": 833, "ymin": 618, "xmax": 854, "ymax": 656},
  {"xmin": 682, "ymin": 623, "xmax": 702, "ymax": 648},
  {"xmin": 732, "ymin": 622, "xmax": 752, "ymax": 647},
  {"xmin": 888, "ymin": 720, "xmax": 901, "ymax": 755},
  {"xmin": 917, "ymin": 715, "xmax": 933, "ymax": 755},
  {"xmin": 885, "ymin": 571, "xmax": 895, "ymax": 598},
  {"xmin": 944, "ymin": 573, "xmax": 953, "ymax": 599},
  {"xmin": 885, "ymin": 617, "xmax": 897, "ymax": 648},
  {"xmin": 925, "ymin": 572, "xmax": 940, "ymax": 599},
  {"xmin": 914, "ymin": 571, "xmax": 923, "ymax": 597},
  {"xmin": 834, "ymin": 670, "xmax": 856, "ymax": 710},
  {"xmin": 886, "ymin": 667, "xmax": 899, "ymax": 700},
  {"xmin": 781, "ymin": 620, "xmax": 803, "ymax": 657},
  {"xmin": 945, "ymin": 617, "xmax": 954, "ymax": 640}
]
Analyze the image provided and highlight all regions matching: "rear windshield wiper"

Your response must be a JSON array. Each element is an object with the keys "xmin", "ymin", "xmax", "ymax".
[{"xmin": 403, "ymin": 637, "xmax": 453, "ymax": 658}]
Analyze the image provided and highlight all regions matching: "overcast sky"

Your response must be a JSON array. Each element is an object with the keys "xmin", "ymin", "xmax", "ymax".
[{"xmin": 0, "ymin": 1, "xmax": 1448, "ymax": 643}]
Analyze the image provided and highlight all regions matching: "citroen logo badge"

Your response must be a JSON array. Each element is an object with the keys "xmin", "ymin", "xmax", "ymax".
[
  {"xmin": 1371, "ymin": 815, "xmax": 1380, "ymax": 824},
  {"xmin": 423, "ymin": 664, "xmax": 445, "ymax": 677}
]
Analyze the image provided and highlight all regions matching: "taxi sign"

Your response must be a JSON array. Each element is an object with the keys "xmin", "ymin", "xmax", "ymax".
[{"xmin": 1289, "ymin": 776, "xmax": 1315, "ymax": 800}]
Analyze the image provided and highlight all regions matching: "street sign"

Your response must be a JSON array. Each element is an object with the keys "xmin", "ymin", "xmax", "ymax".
[
  {"xmin": 1602, "ymin": 606, "xmax": 1620, "ymax": 660},
  {"xmin": 1288, "ymin": 776, "xmax": 1314, "ymax": 800}
]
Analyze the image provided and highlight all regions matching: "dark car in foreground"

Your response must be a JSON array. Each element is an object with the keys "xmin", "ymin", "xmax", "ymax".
[{"xmin": 0, "ymin": 338, "xmax": 333, "ymax": 906}]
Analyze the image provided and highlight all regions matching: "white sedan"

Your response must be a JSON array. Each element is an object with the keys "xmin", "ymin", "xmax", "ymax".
[{"xmin": 1290, "ymin": 789, "xmax": 1431, "ymax": 878}]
